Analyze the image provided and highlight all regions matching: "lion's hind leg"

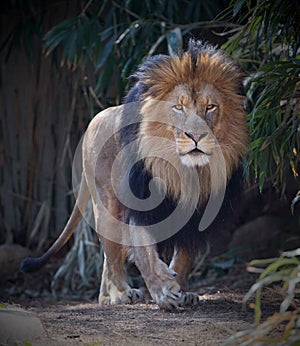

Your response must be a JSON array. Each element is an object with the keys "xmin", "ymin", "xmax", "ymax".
[{"xmin": 94, "ymin": 194, "xmax": 143, "ymax": 306}]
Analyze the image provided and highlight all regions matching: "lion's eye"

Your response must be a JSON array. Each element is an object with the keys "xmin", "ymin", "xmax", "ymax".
[
  {"xmin": 173, "ymin": 104, "xmax": 184, "ymax": 111},
  {"xmin": 205, "ymin": 104, "xmax": 216, "ymax": 112}
]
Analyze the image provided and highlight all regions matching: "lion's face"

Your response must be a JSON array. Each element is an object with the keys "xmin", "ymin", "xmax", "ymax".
[
  {"xmin": 139, "ymin": 82, "xmax": 246, "ymax": 170},
  {"xmin": 165, "ymin": 83, "xmax": 221, "ymax": 168}
]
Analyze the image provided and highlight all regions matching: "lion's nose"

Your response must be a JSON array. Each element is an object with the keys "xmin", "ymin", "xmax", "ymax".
[{"xmin": 184, "ymin": 132, "xmax": 208, "ymax": 144}]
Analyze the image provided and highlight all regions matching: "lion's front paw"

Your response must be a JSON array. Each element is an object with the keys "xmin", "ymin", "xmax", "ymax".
[
  {"xmin": 150, "ymin": 282, "xmax": 184, "ymax": 311},
  {"xmin": 180, "ymin": 292, "xmax": 199, "ymax": 306},
  {"xmin": 99, "ymin": 288, "xmax": 143, "ymax": 306}
]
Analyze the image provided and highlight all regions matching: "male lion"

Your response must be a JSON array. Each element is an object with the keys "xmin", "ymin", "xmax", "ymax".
[{"xmin": 21, "ymin": 40, "xmax": 248, "ymax": 310}]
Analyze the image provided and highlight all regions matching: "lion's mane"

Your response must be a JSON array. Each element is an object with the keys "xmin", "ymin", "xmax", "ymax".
[{"xmin": 121, "ymin": 39, "xmax": 248, "ymax": 256}]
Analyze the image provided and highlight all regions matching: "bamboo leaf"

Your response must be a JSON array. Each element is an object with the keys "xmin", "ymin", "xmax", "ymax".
[
  {"xmin": 97, "ymin": 35, "xmax": 114, "ymax": 69},
  {"xmin": 44, "ymin": 17, "xmax": 78, "ymax": 54},
  {"xmin": 291, "ymin": 191, "xmax": 300, "ymax": 215},
  {"xmin": 147, "ymin": 34, "xmax": 166, "ymax": 57},
  {"xmin": 259, "ymin": 258, "xmax": 299, "ymax": 280},
  {"xmin": 167, "ymin": 27, "xmax": 182, "ymax": 56},
  {"xmin": 243, "ymin": 274, "xmax": 287, "ymax": 306},
  {"xmin": 233, "ymin": 0, "xmax": 246, "ymax": 17}
]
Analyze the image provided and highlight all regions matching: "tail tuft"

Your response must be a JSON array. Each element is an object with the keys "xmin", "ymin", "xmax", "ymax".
[{"xmin": 20, "ymin": 257, "xmax": 46, "ymax": 273}]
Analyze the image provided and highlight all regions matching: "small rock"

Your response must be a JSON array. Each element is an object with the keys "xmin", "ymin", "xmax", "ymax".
[
  {"xmin": 0, "ymin": 306, "xmax": 45, "ymax": 344},
  {"xmin": 229, "ymin": 216, "xmax": 284, "ymax": 260}
]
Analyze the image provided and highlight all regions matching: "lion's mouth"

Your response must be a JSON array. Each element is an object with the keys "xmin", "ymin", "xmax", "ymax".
[
  {"xmin": 188, "ymin": 148, "xmax": 205, "ymax": 156},
  {"xmin": 178, "ymin": 146, "xmax": 212, "ymax": 167},
  {"xmin": 179, "ymin": 148, "xmax": 210, "ymax": 167},
  {"xmin": 184, "ymin": 147, "xmax": 213, "ymax": 157}
]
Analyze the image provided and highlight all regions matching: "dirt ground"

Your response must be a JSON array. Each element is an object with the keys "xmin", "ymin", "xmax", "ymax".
[
  {"xmin": 2, "ymin": 209, "xmax": 297, "ymax": 346},
  {"xmin": 26, "ymin": 293, "xmax": 251, "ymax": 345},
  {"xmin": 1, "ymin": 262, "xmax": 282, "ymax": 346}
]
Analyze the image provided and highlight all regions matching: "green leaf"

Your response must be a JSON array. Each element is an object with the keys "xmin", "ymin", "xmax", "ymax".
[
  {"xmin": 97, "ymin": 36, "xmax": 114, "ymax": 69},
  {"xmin": 243, "ymin": 274, "xmax": 285, "ymax": 306},
  {"xmin": 233, "ymin": 0, "xmax": 246, "ymax": 17},
  {"xmin": 259, "ymin": 258, "xmax": 299, "ymax": 280},
  {"xmin": 167, "ymin": 27, "xmax": 182, "ymax": 56},
  {"xmin": 291, "ymin": 193, "xmax": 300, "ymax": 215},
  {"xmin": 22, "ymin": 341, "xmax": 32, "ymax": 346},
  {"xmin": 100, "ymin": 27, "xmax": 114, "ymax": 42},
  {"xmin": 44, "ymin": 17, "xmax": 78, "ymax": 54}
]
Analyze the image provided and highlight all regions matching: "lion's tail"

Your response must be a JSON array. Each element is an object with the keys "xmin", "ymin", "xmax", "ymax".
[{"xmin": 20, "ymin": 175, "xmax": 90, "ymax": 273}]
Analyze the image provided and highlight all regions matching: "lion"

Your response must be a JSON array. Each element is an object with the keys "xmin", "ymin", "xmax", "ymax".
[{"xmin": 20, "ymin": 39, "xmax": 248, "ymax": 310}]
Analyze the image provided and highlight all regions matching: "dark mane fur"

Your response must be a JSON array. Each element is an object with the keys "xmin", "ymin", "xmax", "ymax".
[{"xmin": 127, "ymin": 157, "xmax": 243, "ymax": 259}]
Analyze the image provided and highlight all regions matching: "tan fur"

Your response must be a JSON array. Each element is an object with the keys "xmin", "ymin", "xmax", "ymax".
[
  {"xmin": 22, "ymin": 42, "xmax": 248, "ymax": 311},
  {"xmin": 89, "ymin": 48, "xmax": 247, "ymax": 309}
]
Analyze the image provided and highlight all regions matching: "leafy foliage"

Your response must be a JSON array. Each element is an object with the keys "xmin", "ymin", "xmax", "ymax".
[
  {"xmin": 245, "ymin": 250, "xmax": 300, "ymax": 324},
  {"xmin": 222, "ymin": 0, "xmax": 300, "ymax": 191},
  {"xmin": 40, "ymin": 0, "xmax": 300, "ymax": 191},
  {"xmin": 224, "ymin": 250, "xmax": 300, "ymax": 346},
  {"xmin": 42, "ymin": 0, "xmax": 230, "ymax": 107},
  {"xmin": 222, "ymin": 1, "xmax": 300, "ymax": 344}
]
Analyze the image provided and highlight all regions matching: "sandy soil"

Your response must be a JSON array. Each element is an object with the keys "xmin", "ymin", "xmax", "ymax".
[
  {"xmin": 10, "ymin": 291, "xmax": 251, "ymax": 346},
  {"xmin": 1, "ymin": 263, "xmax": 276, "ymax": 346}
]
